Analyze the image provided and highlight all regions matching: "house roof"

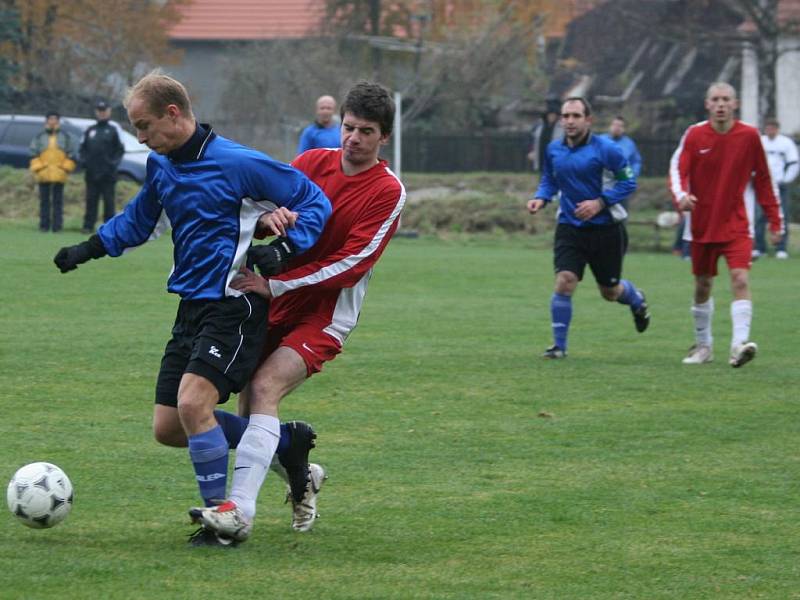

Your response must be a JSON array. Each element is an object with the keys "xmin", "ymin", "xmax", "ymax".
[
  {"xmin": 779, "ymin": 0, "xmax": 800, "ymax": 25},
  {"xmin": 550, "ymin": 0, "xmax": 745, "ymax": 134},
  {"xmin": 738, "ymin": 0, "xmax": 800, "ymax": 33},
  {"xmin": 169, "ymin": 0, "xmax": 325, "ymax": 41}
]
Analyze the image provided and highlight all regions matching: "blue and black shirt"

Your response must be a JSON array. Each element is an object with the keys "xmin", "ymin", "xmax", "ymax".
[
  {"xmin": 534, "ymin": 133, "xmax": 636, "ymax": 227},
  {"xmin": 98, "ymin": 124, "xmax": 332, "ymax": 300}
]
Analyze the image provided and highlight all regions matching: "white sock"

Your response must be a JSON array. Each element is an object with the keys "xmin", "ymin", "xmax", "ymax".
[
  {"xmin": 731, "ymin": 299, "xmax": 752, "ymax": 349},
  {"xmin": 229, "ymin": 414, "xmax": 280, "ymax": 521},
  {"xmin": 691, "ymin": 297, "xmax": 714, "ymax": 347}
]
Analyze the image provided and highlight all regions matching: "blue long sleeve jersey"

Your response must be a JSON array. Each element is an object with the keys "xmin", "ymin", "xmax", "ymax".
[
  {"xmin": 98, "ymin": 127, "xmax": 332, "ymax": 300},
  {"xmin": 598, "ymin": 133, "xmax": 642, "ymax": 177},
  {"xmin": 297, "ymin": 122, "xmax": 341, "ymax": 155},
  {"xmin": 534, "ymin": 133, "xmax": 637, "ymax": 227}
]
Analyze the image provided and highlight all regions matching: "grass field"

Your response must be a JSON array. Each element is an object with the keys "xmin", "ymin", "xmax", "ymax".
[{"xmin": 1, "ymin": 222, "xmax": 799, "ymax": 599}]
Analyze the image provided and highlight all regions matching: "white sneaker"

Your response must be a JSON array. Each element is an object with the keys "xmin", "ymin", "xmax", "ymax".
[
  {"xmin": 285, "ymin": 463, "xmax": 326, "ymax": 532},
  {"xmin": 188, "ymin": 500, "xmax": 252, "ymax": 542},
  {"xmin": 751, "ymin": 249, "xmax": 762, "ymax": 260},
  {"xmin": 775, "ymin": 250, "xmax": 789, "ymax": 260},
  {"xmin": 682, "ymin": 344, "xmax": 713, "ymax": 364},
  {"xmin": 729, "ymin": 341, "xmax": 757, "ymax": 368}
]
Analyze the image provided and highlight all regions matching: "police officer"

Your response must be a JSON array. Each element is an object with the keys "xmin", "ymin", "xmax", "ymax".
[{"xmin": 80, "ymin": 100, "xmax": 124, "ymax": 233}]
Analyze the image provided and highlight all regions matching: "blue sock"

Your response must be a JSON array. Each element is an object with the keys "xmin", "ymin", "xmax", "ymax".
[
  {"xmin": 551, "ymin": 293, "xmax": 572, "ymax": 351},
  {"xmin": 214, "ymin": 410, "xmax": 248, "ymax": 449},
  {"xmin": 188, "ymin": 425, "xmax": 229, "ymax": 506},
  {"xmin": 616, "ymin": 279, "xmax": 643, "ymax": 309},
  {"xmin": 276, "ymin": 422, "xmax": 290, "ymax": 456}
]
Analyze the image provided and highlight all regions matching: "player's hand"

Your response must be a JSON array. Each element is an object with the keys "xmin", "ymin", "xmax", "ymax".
[
  {"xmin": 527, "ymin": 199, "xmax": 546, "ymax": 214},
  {"xmin": 53, "ymin": 236, "xmax": 106, "ymax": 273},
  {"xmin": 230, "ymin": 266, "xmax": 272, "ymax": 299},
  {"xmin": 678, "ymin": 194, "xmax": 698, "ymax": 212},
  {"xmin": 769, "ymin": 230, "xmax": 782, "ymax": 246},
  {"xmin": 256, "ymin": 208, "xmax": 298, "ymax": 238},
  {"xmin": 574, "ymin": 198, "xmax": 603, "ymax": 221}
]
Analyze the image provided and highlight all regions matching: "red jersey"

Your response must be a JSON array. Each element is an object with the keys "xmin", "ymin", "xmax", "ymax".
[
  {"xmin": 669, "ymin": 120, "xmax": 783, "ymax": 243},
  {"xmin": 267, "ymin": 148, "xmax": 406, "ymax": 344}
]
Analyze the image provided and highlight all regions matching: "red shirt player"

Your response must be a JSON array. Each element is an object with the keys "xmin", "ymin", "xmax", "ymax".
[
  {"xmin": 192, "ymin": 82, "xmax": 405, "ymax": 544},
  {"xmin": 669, "ymin": 81, "xmax": 783, "ymax": 368}
]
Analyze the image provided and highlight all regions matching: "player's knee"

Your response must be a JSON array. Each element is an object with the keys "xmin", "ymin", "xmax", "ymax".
[
  {"xmin": 599, "ymin": 285, "xmax": 618, "ymax": 301},
  {"xmin": 153, "ymin": 413, "xmax": 186, "ymax": 447},
  {"xmin": 731, "ymin": 272, "xmax": 749, "ymax": 295},
  {"xmin": 176, "ymin": 393, "xmax": 208, "ymax": 429},
  {"xmin": 249, "ymin": 375, "xmax": 282, "ymax": 412},
  {"xmin": 555, "ymin": 271, "xmax": 578, "ymax": 293}
]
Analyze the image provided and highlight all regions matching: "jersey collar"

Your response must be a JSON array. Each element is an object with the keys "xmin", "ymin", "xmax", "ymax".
[{"xmin": 168, "ymin": 123, "xmax": 215, "ymax": 163}]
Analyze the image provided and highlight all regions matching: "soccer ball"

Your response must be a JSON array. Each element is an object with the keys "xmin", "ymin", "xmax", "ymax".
[
  {"xmin": 656, "ymin": 211, "xmax": 681, "ymax": 229},
  {"xmin": 7, "ymin": 462, "xmax": 74, "ymax": 529}
]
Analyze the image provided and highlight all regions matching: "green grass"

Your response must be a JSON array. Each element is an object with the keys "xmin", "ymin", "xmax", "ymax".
[{"xmin": 1, "ymin": 222, "xmax": 799, "ymax": 599}]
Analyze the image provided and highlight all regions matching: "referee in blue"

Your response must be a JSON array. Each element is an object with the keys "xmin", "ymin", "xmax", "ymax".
[
  {"xmin": 528, "ymin": 97, "xmax": 650, "ymax": 359},
  {"xmin": 53, "ymin": 70, "xmax": 331, "ymax": 545}
]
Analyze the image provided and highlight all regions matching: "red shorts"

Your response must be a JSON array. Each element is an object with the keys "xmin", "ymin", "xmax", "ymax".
[
  {"xmin": 263, "ymin": 318, "xmax": 342, "ymax": 376},
  {"xmin": 691, "ymin": 237, "xmax": 752, "ymax": 276}
]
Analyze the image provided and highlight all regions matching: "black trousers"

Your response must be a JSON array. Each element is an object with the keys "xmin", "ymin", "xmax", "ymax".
[
  {"xmin": 38, "ymin": 183, "xmax": 64, "ymax": 232},
  {"xmin": 83, "ymin": 177, "xmax": 116, "ymax": 231}
]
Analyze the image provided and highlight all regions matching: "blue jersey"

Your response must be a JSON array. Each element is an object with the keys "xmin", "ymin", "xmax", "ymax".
[
  {"xmin": 534, "ymin": 133, "xmax": 636, "ymax": 227},
  {"xmin": 297, "ymin": 122, "xmax": 341, "ymax": 155},
  {"xmin": 598, "ymin": 133, "xmax": 642, "ymax": 177},
  {"xmin": 98, "ymin": 127, "xmax": 332, "ymax": 301}
]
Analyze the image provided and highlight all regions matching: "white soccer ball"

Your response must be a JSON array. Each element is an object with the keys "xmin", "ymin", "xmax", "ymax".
[
  {"xmin": 7, "ymin": 462, "xmax": 73, "ymax": 529},
  {"xmin": 656, "ymin": 211, "xmax": 681, "ymax": 228}
]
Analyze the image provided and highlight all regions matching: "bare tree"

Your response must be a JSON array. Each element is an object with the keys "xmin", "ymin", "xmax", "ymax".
[
  {"xmin": 399, "ymin": 4, "xmax": 544, "ymax": 130},
  {"xmin": 217, "ymin": 0, "xmax": 553, "ymax": 157},
  {"xmin": 0, "ymin": 0, "xmax": 186, "ymax": 110},
  {"xmin": 724, "ymin": 0, "xmax": 800, "ymax": 120},
  {"xmin": 217, "ymin": 38, "xmax": 371, "ymax": 159}
]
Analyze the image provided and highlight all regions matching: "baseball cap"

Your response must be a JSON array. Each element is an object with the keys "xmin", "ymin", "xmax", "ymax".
[{"xmin": 95, "ymin": 100, "xmax": 110, "ymax": 111}]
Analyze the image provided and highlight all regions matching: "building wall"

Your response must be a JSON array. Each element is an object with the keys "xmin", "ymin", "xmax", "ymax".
[
  {"xmin": 164, "ymin": 40, "xmax": 232, "ymax": 122},
  {"xmin": 776, "ymin": 35, "xmax": 800, "ymax": 135},
  {"xmin": 740, "ymin": 42, "xmax": 759, "ymax": 127}
]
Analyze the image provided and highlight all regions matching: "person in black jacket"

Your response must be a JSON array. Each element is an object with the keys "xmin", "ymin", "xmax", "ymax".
[{"xmin": 80, "ymin": 100, "xmax": 124, "ymax": 233}]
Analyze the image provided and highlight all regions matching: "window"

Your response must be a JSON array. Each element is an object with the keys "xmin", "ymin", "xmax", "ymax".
[{"xmin": 0, "ymin": 121, "xmax": 45, "ymax": 147}]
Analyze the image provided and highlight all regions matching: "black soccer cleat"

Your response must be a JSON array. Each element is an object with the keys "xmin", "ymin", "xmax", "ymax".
[
  {"xmin": 631, "ymin": 292, "xmax": 650, "ymax": 333},
  {"xmin": 278, "ymin": 421, "xmax": 317, "ymax": 504},
  {"xmin": 542, "ymin": 345, "xmax": 567, "ymax": 359},
  {"xmin": 187, "ymin": 525, "xmax": 238, "ymax": 548}
]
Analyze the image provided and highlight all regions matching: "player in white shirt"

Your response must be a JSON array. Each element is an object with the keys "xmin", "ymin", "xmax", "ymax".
[{"xmin": 755, "ymin": 118, "xmax": 798, "ymax": 259}]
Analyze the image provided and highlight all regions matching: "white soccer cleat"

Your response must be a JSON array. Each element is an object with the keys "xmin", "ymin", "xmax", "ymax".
[
  {"xmin": 286, "ymin": 462, "xmax": 326, "ymax": 532},
  {"xmin": 729, "ymin": 341, "xmax": 757, "ymax": 368},
  {"xmin": 682, "ymin": 344, "xmax": 713, "ymax": 364},
  {"xmin": 188, "ymin": 500, "xmax": 252, "ymax": 542},
  {"xmin": 775, "ymin": 250, "xmax": 789, "ymax": 260}
]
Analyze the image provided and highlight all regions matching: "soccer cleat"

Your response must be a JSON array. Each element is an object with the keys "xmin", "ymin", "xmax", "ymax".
[
  {"xmin": 682, "ymin": 344, "xmax": 713, "ymax": 364},
  {"xmin": 278, "ymin": 421, "xmax": 317, "ymax": 504},
  {"xmin": 188, "ymin": 500, "xmax": 252, "ymax": 542},
  {"xmin": 631, "ymin": 292, "xmax": 650, "ymax": 333},
  {"xmin": 285, "ymin": 462, "xmax": 327, "ymax": 532},
  {"xmin": 187, "ymin": 525, "xmax": 238, "ymax": 548},
  {"xmin": 751, "ymin": 249, "xmax": 762, "ymax": 260},
  {"xmin": 775, "ymin": 250, "xmax": 789, "ymax": 260},
  {"xmin": 542, "ymin": 345, "xmax": 567, "ymax": 359},
  {"xmin": 729, "ymin": 341, "xmax": 757, "ymax": 368}
]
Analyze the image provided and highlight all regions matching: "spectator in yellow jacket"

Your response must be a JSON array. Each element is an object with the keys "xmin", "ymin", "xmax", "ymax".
[{"xmin": 29, "ymin": 111, "xmax": 77, "ymax": 232}]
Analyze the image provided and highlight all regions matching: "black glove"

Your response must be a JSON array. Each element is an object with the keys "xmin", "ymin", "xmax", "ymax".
[
  {"xmin": 247, "ymin": 237, "xmax": 296, "ymax": 277},
  {"xmin": 54, "ymin": 234, "xmax": 107, "ymax": 273}
]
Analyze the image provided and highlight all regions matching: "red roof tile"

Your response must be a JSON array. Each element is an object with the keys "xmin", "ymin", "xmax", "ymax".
[
  {"xmin": 779, "ymin": 0, "xmax": 800, "ymax": 24},
  {"xmin": 169, "ymin": 0, "xmax": 325, "ymax": 40}
]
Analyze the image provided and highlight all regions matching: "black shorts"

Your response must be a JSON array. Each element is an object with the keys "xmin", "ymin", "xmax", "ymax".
[
  {"xmin": 553, "ymin": 222, "xmax": 628, "ymax": 287},
  {"xmin": 155, "ymin": 294, "xmax": 268, "ymax": 407}
]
